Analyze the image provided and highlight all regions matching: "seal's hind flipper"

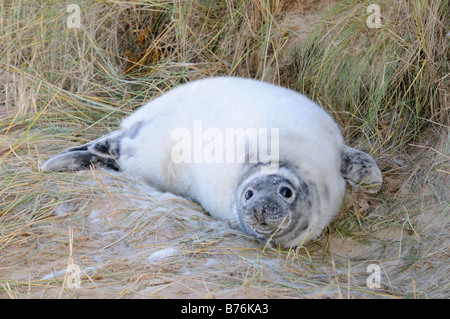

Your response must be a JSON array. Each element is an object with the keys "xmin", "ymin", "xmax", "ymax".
[
  {"xmin": 340, "ymin": 145, "xmax": 382, "ymax": 193},
  {"xmin": 42, "ymin": 131, "xmax": 122, "ymax": 172}
]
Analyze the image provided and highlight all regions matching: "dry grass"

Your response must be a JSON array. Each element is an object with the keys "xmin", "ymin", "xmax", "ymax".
[
  {"xmin": 293, "ymin": 0, "xmax": 449, "ymax": 152},
  {"xmin": 0, "ymin": 0, "xmax": 449, "ymax": 299}
]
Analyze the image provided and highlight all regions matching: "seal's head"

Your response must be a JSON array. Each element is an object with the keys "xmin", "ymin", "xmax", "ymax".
[{"xmin": 234, "ymin": 166, "xmax": 313, "ymax": 246}]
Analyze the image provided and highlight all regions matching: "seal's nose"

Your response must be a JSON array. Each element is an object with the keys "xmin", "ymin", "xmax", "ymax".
[
  {"xmin": 249, "ymin": 199, "xmax": 282, "ymax": 229},
  {"xmin": 252, "ymin": 209, "xmax": 269, "ymax": 229}
]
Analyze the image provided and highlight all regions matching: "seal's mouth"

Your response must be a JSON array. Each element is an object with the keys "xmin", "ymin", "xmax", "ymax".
[
  {"xmin": 246, "ymin": 212, "xmax": 291, "ymax": 239},
  {"xmin": 254, "ymin": 224, "xmax": 277, "ymax": 235}
]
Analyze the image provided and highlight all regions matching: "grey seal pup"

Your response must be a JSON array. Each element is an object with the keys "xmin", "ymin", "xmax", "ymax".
[{"xmin": 43, "ymin": 77, "xmax": 382, "ymax": 247}]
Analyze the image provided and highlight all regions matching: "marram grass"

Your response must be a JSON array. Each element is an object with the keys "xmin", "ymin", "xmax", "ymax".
[{"xmin": 294, "ymin": 0, "xmax": 449, "ymax": 152}]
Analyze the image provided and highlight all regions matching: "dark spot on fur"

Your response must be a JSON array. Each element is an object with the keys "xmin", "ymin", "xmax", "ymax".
[
  {"xmin": 127, "ymin": 121, "xmax": 146, "ymax": 139},
  {"xmin": 296, "ymin": 179, "xmax": 311, "ymax": 206},
  {"xmin": 101, "ymin": 158, "xmax": 120, "ymax": 171},
  {"xmin": 92, "ymin": 139, "xmax": 120, "ymax": 159},
  {"xmin": 322, "ymin": 185, "xmax": 330, "ymax": 202},
  {"xmin": 62, "ymin": 144, "xmax": 89, "ymax": 154},
  {"xmin": 93, "ymin": 141, "xmax": 110, "ymax": 154},
  {"xmin": 296, "ymin": 220, "xmax": 310, "ymax": 233}
]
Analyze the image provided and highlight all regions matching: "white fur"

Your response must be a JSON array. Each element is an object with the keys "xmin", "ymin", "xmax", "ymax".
[{"xmin": 117, "ymin": 77, "xmax": 346, "ymax": 245}]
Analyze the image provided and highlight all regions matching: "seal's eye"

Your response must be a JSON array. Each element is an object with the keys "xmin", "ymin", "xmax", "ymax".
[
  {"xmin": 245, "ymin": 190, "xmax": 254, "ymax": 200},
  {"xmin": 279, "ymin": 187, "xmax": 293, "ymax": 199}
]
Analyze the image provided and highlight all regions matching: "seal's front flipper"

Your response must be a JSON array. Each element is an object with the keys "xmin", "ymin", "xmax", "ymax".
[
  {"xmin": 340, "ymin": 145, "xmax": 382, "ymax": 193},
  {"xmin": 42, "ymin": 131, "xmax": 122, "ymax": 172}
]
